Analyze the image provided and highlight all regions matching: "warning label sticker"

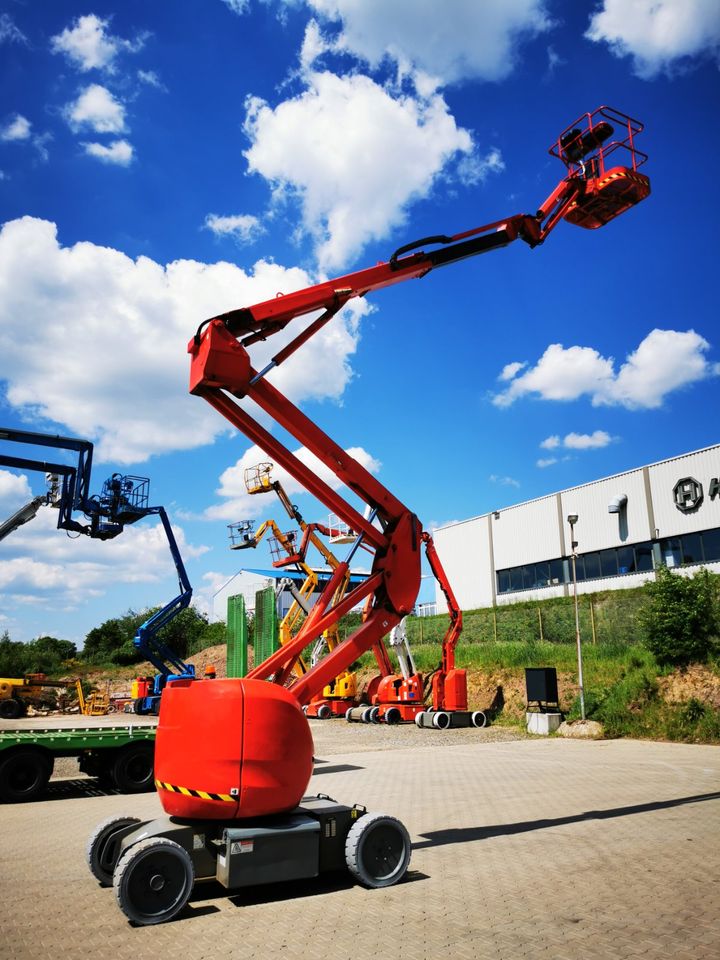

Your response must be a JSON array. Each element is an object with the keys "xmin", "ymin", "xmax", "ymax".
[{"xmin": 231, "ymin": 840, "xmax": 254, "ymax": 855}]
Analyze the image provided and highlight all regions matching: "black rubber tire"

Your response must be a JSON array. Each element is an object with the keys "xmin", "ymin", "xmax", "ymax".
[
  {"xmin": 471, "ymin": 710, "xmax": 487, "ymax": 728},
  {"xmin": 0, "ymin": 748, "xmax": 53, "ymax": 802},
  {"xmin": 317, "ymin": 704, "xmax": 332, "ymax": 720},
  {"xmin": 0, "ymin": 697, "xmax": 25, "ymax": 720},
  {"xmin": 110, "ymin": 742, "xmax": 155, "ymax": 793},
  {"xmin": 368, "ymin": 706, "xmax": 380, "ymax": 724},
  {"xmin": 432, "ymin": 711, "xmax": 451, "ymax": 729},
  {"xmin": 114, "ymin": 837, "xmax": 194, "ymax": 926},
  {"xmin": 345, "ymin": 812, "xmax": 412, "ymax": 889},
  {"xmin": 384, "ymin": 707, "xmax": 401, "ymax": 725},
  {"xmin": 87, "ymin": 815, "xmax": 142, "ymax": 886}
]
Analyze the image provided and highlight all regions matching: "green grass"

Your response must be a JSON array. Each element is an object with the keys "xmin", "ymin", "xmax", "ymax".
[{"xmin": 355, "ymin": 638, "xmax": 719, "ymax": 742}]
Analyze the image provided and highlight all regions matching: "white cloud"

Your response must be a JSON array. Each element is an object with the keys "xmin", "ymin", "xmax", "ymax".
[
  {"xmin": 293, "ymin": 0, "xmax": 552, "ymax": 84},
  {"xmin": 220, "ymin": 0, "xmax": 250, "ymax": 14},
  {"xmin": 0, "ymin": 13, "xmax": 28, "ymax": 46},
  {"xmin": 493, "ymin": 329, "xmax": 718, "ymax": 409},
  {"xmin": 536, "ymin": 457, "xmax": 557, "ymax": 468},
  {"xmin": 456, "ymin": 148, "xmax": 505, "ymax": 187},
  {"xmin": 499, "ymin": 361, "xmax": 527, "ymax": 382},
  {"xmin": 65, "ymin": 84, "xmax": 127, "ymax": 133},
  {"xmin": 205, "ymin": 442, "xmax": 381, "ymax": 521},
  {"xmin": 204, "ymin": 213, "xmax": 264, "ymax": 245},
  {"xmin": 489, "ymin": 473, "xmax": 520, "ymax": 488},
  {"xmin": 563, "ymin": 430, "xmax": 612, "ymax": 450},
  {"xmin": 0, "ymin": 470, "xmax": 33, "ymax": 510},
  {"xmin": 244, "ymin": 71, "xmax": 474, "ymax": 270},
  {"xmin": 607, "ymin": 330, "xmax": 716, "ymax": 408},
  {"xmin": 586, "ymin": 0, "xmax": 720, "ymax": 78},
  {"xmin": 539, "ymin": 431, "xmax": 613, "ymax": 451},
  {"xmin": 50, "ymin": 13, "xmax": 147, "ymax": 73},
  {"xmin": 83, "ymin": 139, "xmax": 134, "ymax": 166},
  {"xmin": 138, "ymin": 69, "xmax": 167, "ymax": 91},
  {"xmin": 0, "ymin": 114, "xmax": 31, "ymax": 142},
  {"xmin": 300, "ymin": 19, "xmax": 331, "ymax": 70},
  {"xmin": 0, "ymin": 504, "xmax": 207, "ymax": 612},
  {"xmin": 0, "ymin": 216, "xmax": 369, "ymax": 464}
]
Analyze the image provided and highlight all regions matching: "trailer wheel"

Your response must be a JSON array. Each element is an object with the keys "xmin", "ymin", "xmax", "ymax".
[
  {"xmin": 0, "ymin": 697, "xmax": 25, "ymax": 720},
  {"xmin": 87, "ymin": 815, "xmax": 142, "ymax": 886},
  {"xmin": 0, "ymin": 747, "xmax": 53, "ymax": 802},
  {"xmin": 345, "ymin": 812, "xmax": 411, "ymax": 889},
  {"xmin": 114, "ymin": 837, "xmax": 194, "ymax": 926},
  {"xmin": 110, "ymin": 742, "xmax": 155, "ymax": 793}
]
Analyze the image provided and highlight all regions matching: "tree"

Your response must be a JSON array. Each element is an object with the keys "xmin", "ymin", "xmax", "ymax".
[
  {"xmin": 639, "ymin": 567, "xmax": 719, "ymax": 666},
  {"xmin": 0, "ymin": 632, "xmax": 78, "ymax": 677},
  {"xmin": 0, "ymin": 630, "xmax": 27, "ymax": 676},
  {"xmin": 82, "ymin": 605, "xmax": 224, "ymax": 665}
]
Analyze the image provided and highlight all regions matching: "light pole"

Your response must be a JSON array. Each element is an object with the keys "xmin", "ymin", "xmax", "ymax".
[{"xmin": 567, "ymin": 514, "xmax": 586, "ymax": 721}]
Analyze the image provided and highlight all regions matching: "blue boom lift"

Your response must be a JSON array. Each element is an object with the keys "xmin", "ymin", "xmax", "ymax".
[{"xmin": 0, "ymin": 428, "xmax": 195, "ymax": 713}]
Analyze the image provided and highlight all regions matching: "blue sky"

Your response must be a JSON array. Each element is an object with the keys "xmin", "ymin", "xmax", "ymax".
[{"xmin": 1, "ymin": 0, "xmax": 719, "ymax": 645}]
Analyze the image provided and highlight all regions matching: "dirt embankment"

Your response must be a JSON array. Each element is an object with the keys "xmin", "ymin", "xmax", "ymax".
[{"xmin": 85, "ymin": 644, "xmax": 720, "ymax": 721}]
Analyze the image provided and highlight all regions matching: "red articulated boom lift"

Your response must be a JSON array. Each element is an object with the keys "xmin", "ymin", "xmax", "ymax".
[{"xmin": 89, "ymin": 107, "xmax": 650, "ymax": 925}]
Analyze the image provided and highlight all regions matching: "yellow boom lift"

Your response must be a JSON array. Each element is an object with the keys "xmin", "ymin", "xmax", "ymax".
[{"xmin": 228, "ymin": 462, "xmax": 361, "ymax": 717}]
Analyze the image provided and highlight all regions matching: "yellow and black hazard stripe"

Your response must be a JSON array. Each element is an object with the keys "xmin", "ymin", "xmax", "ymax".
[
  {"xmin": 597, "ymin": 170, "xmax": 649, "ymax": 188},
  {"xmin": 155, "ymin": 779, "xmax": 235, "ymax": 803}
]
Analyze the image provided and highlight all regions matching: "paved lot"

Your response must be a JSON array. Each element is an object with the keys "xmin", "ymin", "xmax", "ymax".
[{"xmin": 1, "ymin": 726, "xmax": 718, "ymax": 960}]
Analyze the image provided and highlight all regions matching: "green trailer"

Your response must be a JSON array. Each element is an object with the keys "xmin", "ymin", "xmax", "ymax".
[{"xmin": 0, "ymin": 722, "xmax": 156, "ymax": 802}]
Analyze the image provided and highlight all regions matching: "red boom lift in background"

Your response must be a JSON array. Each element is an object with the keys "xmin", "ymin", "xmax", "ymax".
[{"xmin": 89, "ymin": 107, "xmax": 650, "ymax": 925}]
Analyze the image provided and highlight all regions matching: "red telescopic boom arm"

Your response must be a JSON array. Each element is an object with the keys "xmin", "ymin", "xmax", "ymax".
[{"xmin": 189, "ymin": 106, "xmax": 650, "ymax": 704}]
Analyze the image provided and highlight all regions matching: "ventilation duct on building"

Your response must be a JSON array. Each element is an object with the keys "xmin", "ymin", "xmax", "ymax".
[{"xmin": 608, "ymin": 494, "xmax": 628, "ymax": 514}]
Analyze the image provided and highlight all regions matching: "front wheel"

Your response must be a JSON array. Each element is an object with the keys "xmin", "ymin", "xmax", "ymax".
[
  {"xmin": 114, "ymin": 837, "xmax": 194, "ymax": 926},
  {"xmin": 345, "ymin": 812, "xmax": 411, "ymax": 889},
  {"xmin": 87, "ymin": 815, "xmax": 142, "ymax": 886}
]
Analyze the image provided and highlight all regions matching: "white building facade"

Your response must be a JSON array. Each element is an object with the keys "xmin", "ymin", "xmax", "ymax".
[{"xmin": 433, "ymin": 445, "xmax": 720, "ymax": 613}]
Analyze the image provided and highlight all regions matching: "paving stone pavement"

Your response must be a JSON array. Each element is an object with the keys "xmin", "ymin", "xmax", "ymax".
[{"xmin": 1, "ymin": 730, "xmax": 718, "ymax": 960}]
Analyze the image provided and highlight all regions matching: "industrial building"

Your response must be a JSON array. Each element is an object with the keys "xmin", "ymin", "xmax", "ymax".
[{"xmin": 433, "ymin": 445, "xmax": 720, "ymax": 613}]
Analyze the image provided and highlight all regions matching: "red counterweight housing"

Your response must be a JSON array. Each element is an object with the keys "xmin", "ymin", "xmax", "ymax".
[
  {"xmin": 374, "ymin": 673, "xmax": 425, "ymax": 722},
  {"xmin": 154, "ymin": 677, "xmax": 314, "ymax": 820},
  {"xmin": 437, "ymin": 668, "xmax": 468, "ymax": 712}
]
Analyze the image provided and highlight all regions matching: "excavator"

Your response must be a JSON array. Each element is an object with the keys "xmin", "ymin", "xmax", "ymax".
[
  {"xmin": 88, "ymin": 106, "xmax": 651, "ymax": 925},
  {"xmin": 0, "ymin": 429, "xmax": 195, "ymax": 715}
]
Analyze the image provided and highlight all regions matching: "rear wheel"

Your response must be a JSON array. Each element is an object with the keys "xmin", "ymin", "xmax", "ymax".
[
  {"xmin": 0, "ymin": 697, "xmax": 25, "ymax": 720},
  {"xmin": 345, "ymin": 812, "xmax": 411, "ymax": 888},
  {"xmin": 317, "ymin": 704, "xmax": 332, "ymax": 720},
  {"xmin": 110, "ymin": 742, "xmax": 155, "ymax": 793},
  {"xmin": 114, "ymin": 837, "xmax": 194, "ymax": 926},
  {"xmin": 87, "ymin": 815, "xmax": 142, "ymax": 886},
  {"xmin": 0, "ymin": 748, "xmax": 53, "ymax": 802}
]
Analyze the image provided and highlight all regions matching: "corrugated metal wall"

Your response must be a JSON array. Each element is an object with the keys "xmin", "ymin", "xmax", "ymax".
[{"xmin": 433, "ymin": 444, "xmax": 720, "ymax": 612}]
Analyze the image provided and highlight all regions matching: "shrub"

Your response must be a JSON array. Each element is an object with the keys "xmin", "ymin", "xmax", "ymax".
[{"xmin": 638, "ymin": 567, "xmax": 719, "ymax": 666}]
